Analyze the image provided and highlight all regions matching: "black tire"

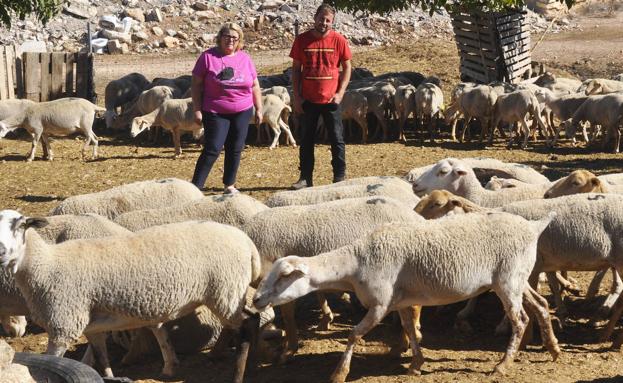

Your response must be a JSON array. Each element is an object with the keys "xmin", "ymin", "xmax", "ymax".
[{"xmin": 13, "ymin": 352, "xmax": 104, "ymax": 383}]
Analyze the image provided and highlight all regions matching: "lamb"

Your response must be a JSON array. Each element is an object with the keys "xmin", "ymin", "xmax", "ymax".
[
  {"xmin": 243, "ymin": 196, "xmax": 425, "ymax": 361},
  {"xmin": 405, "ymin": 157, "xmax": 550, "ymax": 185},
  {"xmin": 414, "ymin": 82, "xmax": 444, "ymax": 143},
  {"xmin": 584, "ymin": 78, "xmax": 623, "ymax": 95},
  {"xmin": 393, "ymin": 84, "xmax": 416, "ymax": 142},
  {"xmin": 113, "ymin": 193, "xmax": 268, "ymax": 231},
  {"xmin": 0, "ymin": 99, "xmax": 35, "ymax": 122},
  {"xmin": 131, "ymin": 98, "xmax": 203, "ymax": 157},
  {"xmin": 253, "ymin": 212, "xmax": 559, "ymax": 382},
  {"xmin": 261, "ymin": 86, "xmax": 291, "ymax": 105},
  {"xmin": 531, "ymin": 89, "xmax": 589, "ymax": 143},
  {"xmin": 253, "ymin": 94, "xmax": 296, "ymax": 150},
  {"xmin": 491, "ymin": 89, "xmax": 549, "ymax": 148},
  {"xmin": 560, "ymin": 93, "xmax": 623, "ymax": 152},
  {"xmin": 0, "ymin": 98, "xmax": 105, "ymax": 161},
  {"xmin": 443, "ymin": 84, "xmax": 497, "ymax": 143},
  {"xmin": 50, "ymin": 178, "xmax": 204, "ymax": 219},
  {"xmin": 112, "ymin": 85, "xmax": 181, "ymax": 131},
  {"xmin": 0, "ymin": 211, "xmax": 262, "ymax": 379},
  {"xmin": 411, "ymin": 158, "xmax": 549, "ymax": 207},
  {"xmin": 532, "ymin": 71, "xmax": 582, "ymax": 94},
  {"xmin": 340, "ymin": 90, "xmax": 369, "ymax": 143},
  {"xmin": 444, "ymin": 82, "xmax": 476, "ymax": 141},
  {"xmin": 350, "ymin": 82, "xmax": 396, "ymax": 141},
  {"xmin": 104, "ymin": 72, "xmax": 150, "ymax": 129},
  {"xmin": 266, "ymin": 177, "xmax": 420, "ymax": 209}
]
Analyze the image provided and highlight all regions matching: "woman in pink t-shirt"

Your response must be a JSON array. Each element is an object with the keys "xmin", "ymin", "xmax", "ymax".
[{"xmin": 190, "ymin": 22, "xmax": 262, "ymax": 194}]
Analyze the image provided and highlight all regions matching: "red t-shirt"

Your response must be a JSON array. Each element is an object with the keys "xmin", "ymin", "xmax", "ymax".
[{"xmin": 290, "ymin": 30, "xmax": 352, "ymax": 104}]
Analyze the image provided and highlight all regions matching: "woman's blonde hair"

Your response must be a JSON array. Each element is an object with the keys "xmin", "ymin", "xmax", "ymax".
[{"xmin": 215, "ymin": 22, "xmax": 244, "ymax": 51}]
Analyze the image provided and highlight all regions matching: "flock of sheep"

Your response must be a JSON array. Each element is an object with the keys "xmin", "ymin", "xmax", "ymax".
[
  {"xmin": 1, "ymin": 67, "xmax": 623, "ymax": 163},
  {"xmin": 2, "ymin": 155, "xmax": 623, "ymax": 382}
]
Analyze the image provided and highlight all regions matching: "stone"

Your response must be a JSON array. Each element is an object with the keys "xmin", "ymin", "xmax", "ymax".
[
  {"xmin": 196, "ymin": 10, "xmax": 218, "ymax": 20},
  {"xmin": 201, "ymin": 33, "xmax": 216, "ymax": 43},
  {"xmin": 62, "ymin": 4, "xmax": 90, "ymax": 19},
  {"xmin": 99, "ymin": 29, "xmax": 132, "ymax": 44},
  {"xmin": 17, "ymin": 40, "xmax": 47, "ymax": 56},
  {"xmin": 2, "ymin": 364, "xmax": 36, "ymax": 383},
  {"xmin": 193, "ymin": 2, "xmax": 210, "ymax": 10},
  {"xmin": 123, "ymin": 8, "xmax": 145, "ymax": 23},
  {"xmin": 0, "ymin": 339, "xmax": 14, "ymax": 369},
  {"xmin": 152, "ymin": 26, "xmax": 164, "ymax": 36},
  {"xmin": 146, "ymin": 8, "xmax": 164, "ymax": 22},
  {"xmin": 107, "ymin": 39, "xmax": 129, "ymax": 54},
  {"xmin": 258, "ymin": 0, "xmax": 284, "ymax": 11},
  {"xmin": 132, "ymin": 31, "xmax": 149, "ymax": 41},
  {"xmin": 279, "ymin": 4, "xmax": 295, "ymax": 13},
  {"xmin": 163, "ymin": 36, "xmax": 179, "ymax": 48},
  {"xmin": 176, "ymin": 31, "xmax": 189, "ymax": 40},
  {"xmin": 166, "ymin": 29, "xmax": 176, "ymax": 37}
]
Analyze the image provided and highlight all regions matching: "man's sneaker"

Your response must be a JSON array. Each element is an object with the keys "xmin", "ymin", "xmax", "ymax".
[
  {"xmin": 224, "ymin": 186, "xmax": 240, "ymax": 195},
  {"xmin": 333, "ymin": 175, "xmax": 345, "ymax": 183},
  {"xmin": 291, "ymin": 178, "xmax": 311, "ymax": 190}
]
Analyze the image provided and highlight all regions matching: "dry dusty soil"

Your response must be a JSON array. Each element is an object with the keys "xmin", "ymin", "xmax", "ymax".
[{"xmin": 2, "ymin": 4, "xmax": 623, "ymax": 383}]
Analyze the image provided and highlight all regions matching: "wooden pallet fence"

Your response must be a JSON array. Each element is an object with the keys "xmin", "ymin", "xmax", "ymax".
[
  {"xmin": 21, "ymin": 51, "xmax": 94, "ymax": 102},
  {"xmin": 451, "ymin": 9, "xmax": 531, "ymax": 84},
  {"xmin": 0, "ymin": 45, "xmax": 17, "ymax": 100}
]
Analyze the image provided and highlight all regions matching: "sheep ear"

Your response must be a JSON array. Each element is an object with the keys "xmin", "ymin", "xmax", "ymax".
[
  {"xmin": 455, "ymin": 169, "xmax": 467, "ymax": 176},
  {"xmin": 25, "ymin": 217, "xmax": 48, "ymax": 229},
  {"xmin": 280, "ymin": 262, "xmax": 308, "ymax": 278},
  {"xmin": 591, "ymin": 178, "xmax": 601, "ymax": 187},
  {"xmin": 450, "ymin": 199, "xmax": 463, "ymax": 207}
]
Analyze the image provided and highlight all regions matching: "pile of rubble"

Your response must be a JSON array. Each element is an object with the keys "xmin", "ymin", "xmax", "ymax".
[{"xmin": 0, "ymin": 0, "xmax": 578, "ymax": 55}]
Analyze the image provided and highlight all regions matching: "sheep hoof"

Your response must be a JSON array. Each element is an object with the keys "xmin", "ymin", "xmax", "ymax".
[
  {"xmin": 330, "ymin": 368, "xmax": 349, "ymax": 383},
  {"xmin": 407, "ymin": 366, "xmax": 422, "ymax": 376},
  {"xmin": 317, "ymin": 315, "xmax": 333, "ymax": 331},
  {"xmin": 493, "ymin": 362, "xmax": 510, "ymax": 375}
]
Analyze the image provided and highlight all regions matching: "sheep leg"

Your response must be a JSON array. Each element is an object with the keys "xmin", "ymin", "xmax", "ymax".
[
  {"xmin": 85, "ymin": 332, "xmax": 114, "ymax": 378},
  {"xmin": 599, "ymin": 269, "xmax": 623, "ymax": 316},
  {"xmin": 268, "ymin": 122, "xmax": 281, "ymax": 150},
  {"xmin": 390, "ymin": 305, "xmax": 422, "ymax": 356},
  {"xmin": 586, "ymin": 269, "xmax": 609, "ymax": 300},
  {"xmin": 171, "ymin": 128, "xmax": 182, "ymax": 158},
  {"xmin": 460, "ymin": 116, "xmax": 472, "ymax": 143},
  {"xmin": 233, "ymin": 313, "xmax": 261, "ymax": 383},
  {"xmin": 455, "ymin": 296, "xmax": 478, "ymax": 333},
  {"xmin": 599, "ymin": 291, "xmax": 623, "ymax": 343},
  {"xmin": 316, "ymin": 293, "xmax": 334, "ymax": 331},
  {"xmin": 523, "ymin": 287, "xmax": 561, "ymax": 360},
  {"xmin": 555, "ymin": 271, "xmax": 582, "ymax": 296},
  {"xmin": 494, "ymin": 292, "xmax": 528, "ymax": 374},
  {"xmin": 376, "ymin": 112, "xmax": 388, "ymax": 142},
  {"xmin": 149, "ymin": 324, "xmax": 179, "ymax": 376},
  {"xmin": 518, "ymin": 117, "xmax": 530, "ymax": 149},
  {"xmin": 545, "ymin": 272, "xmax": 567, "ymax": 319},
  {"xmin": 278, "ymin": 119, "xmax": 297, "ymax": 148},
  {"xmin": 358, "ymin": 117, "xmax": 368, "ymax": 144},
  {"xmin": 398, "ymin": 307, "xmax": 425, "ymax": 375},
  {"xmin": 80, "ymin": 344, "xmax": 95, "ymax": 366},
  {"xmin": 279, "ymin": 301, "xmax": 298, "ymax": 363},
  {"xmin": 41, "ymin": 134, "xmax": 53, "ymax": 161},
  {"xmin": 330, "ymin": 304, "xmax": 387, "ymax": 383},
  {"xmin": 26, "ymin": 131, "xmax": 42, "ymax": 162},
  {"xmin": 610, "ymin": 125, "xmax": 621, "ymax": 153}
]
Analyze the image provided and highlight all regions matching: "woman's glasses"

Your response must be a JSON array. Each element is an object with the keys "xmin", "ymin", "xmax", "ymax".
[{"xmin": 221, "ymin": 34, "xmax": 239, "ymax": 42}]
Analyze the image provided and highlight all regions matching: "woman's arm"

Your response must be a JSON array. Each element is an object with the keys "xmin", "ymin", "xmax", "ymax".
[
  {"xmin": 252, "ymin": 78, "xmax": 263, "ymax": 123},
  {"xmin": 191, "ymin": 74, "xmax": 204, "ymax": 125}
]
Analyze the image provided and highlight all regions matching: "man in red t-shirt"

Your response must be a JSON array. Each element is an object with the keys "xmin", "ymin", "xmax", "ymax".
[{"xmin": 290, "ymin": 3, "xmax": 352, "ymax": 189}]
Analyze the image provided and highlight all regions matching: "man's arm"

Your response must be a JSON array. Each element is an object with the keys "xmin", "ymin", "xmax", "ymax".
[
  {"xmin": 292, "ymin": 59, "xmax": 303, "ymax": 114},
  {"xmin": 331, "ymin": 59, "xmax": 351, "ymax": 105}
]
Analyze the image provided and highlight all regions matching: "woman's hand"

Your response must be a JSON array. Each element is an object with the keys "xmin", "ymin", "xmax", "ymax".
[
  {"xmin": 194, "ymin": 110, "xmax": 202, "ymax": 125},
  {"xmin": 254, "ymin": 107, "xmax": 263, "ymax": 124}
]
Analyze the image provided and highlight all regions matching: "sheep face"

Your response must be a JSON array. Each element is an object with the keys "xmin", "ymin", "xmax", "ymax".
[
  {"xmin": 584, "ymin": 81, "xmax": 601, "ymax": 96},
  {"xmin": 253, "ymin": 256, "xmax": 311, "ymax": 310},
  {"xmin": 544, "ymin": 170, "xmax": 603, "ymax": 199},
  {"xmin": 130, "ymin": 117, "xmax": 151, "ymax": 137},
  {"xmin": 0, "ymin": 210, "xmax": 47, "ymax": 273},
  {"xmin": 104, "ymin": 110, "xmax": 117, "ymax": 129},
  {"xmin": 562, "ymin": 119, "xmax": 577, "ymax": 139},
  {"xmin": 412, "ymin": 159, "xmax": 468, "ymax": 197},
  {"xmin": 414, "ymin": 190, "xmax": 469, "ymax": 219},
  {"xmin": 1, "ymin": 315, "xmax": 26, "ymax": 337}
]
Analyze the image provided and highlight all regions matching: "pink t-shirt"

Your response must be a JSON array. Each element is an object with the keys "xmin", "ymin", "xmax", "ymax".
[{"xmin": 192, "ymin": 47, "xmax": 257, "ymax": 114}]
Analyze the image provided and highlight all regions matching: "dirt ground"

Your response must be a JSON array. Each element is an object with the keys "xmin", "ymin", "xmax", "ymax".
[{"xmin": 3, "ymin": 4, "xmax": 623, "ymax": 383}]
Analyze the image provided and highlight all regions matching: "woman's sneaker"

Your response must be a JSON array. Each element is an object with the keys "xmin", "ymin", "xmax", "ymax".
[
  {"xmin": 291, "ymin": 178, "xmax": 312, "ymax": 190},
  {"xmin": 224, "ymin": 186, "xmax": 240, "ymax": 195}
]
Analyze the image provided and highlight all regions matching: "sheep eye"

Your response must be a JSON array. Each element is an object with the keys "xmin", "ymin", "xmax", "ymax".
[{"xmin": 438, "ymin": 169, "xmax": 449, "ymax": 175}]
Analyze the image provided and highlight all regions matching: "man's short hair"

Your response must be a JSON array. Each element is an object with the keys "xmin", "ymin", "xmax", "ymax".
[{"xmin": 315, "ymin": 3, "xmax": 337, "ymax": 18}]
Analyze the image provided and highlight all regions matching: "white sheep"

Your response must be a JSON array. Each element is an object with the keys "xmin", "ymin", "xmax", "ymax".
[
  {"xmin": 341, "ymin": 90, "xmax": 369, "ymax": 143},
  {"xmin": 261, "ymin": 86, "xmax": 290, "ymax": 105},
  {"xmin": 244, "ymin": 196, "xmax": 425, "ymax": 361},
  {"xmin": 406, "ymin": 157, "xmax": 550, "ymax": 185},
  {"xmin": 104, "ymin": 72, "xmax": 150, "ymax": 130},
  {"xmin": 414, "ymin": 82, "xmax": 444, "ymax": 143},
  {"xmin": 584, "ymin": 78, "xmax": 623, "ymax": 95},
  {"xmin": 253, "ymin": 212, "xmax": 559, "ymax": 382},
  {"xmin": 393, "ymin": 84, "xmax": 416, "ymax": 142},
  {"xmin": 50, "ymin": 178, "xmax": 204, "ymax": 219},
  {"xmin": 491, "ymin": 89, "xmax": 549, "ymax": 149},
  {"xmin": 0, "ymin": 98, "xmax": 105, "ymax": 161},
  {"xmin": 266, "ymin": 176, "xmax": 419, "ymax": 209},
  {"xmin": 131, "ymin": 98, "xmax": 202, "ymax": 158},
  {"xmin": 531, "ymin": 89, "xmax": 589, "ymax": 144},
  {"xmin": 112, "ymin": 85, "xmax": 181, "ymax": 131},
  {"xmin": 412, "ymin": 158, "xmax": 549, "ymax": 207},
  {"xmin": 113, "ymin": 193, "xmax": 268, "ymax": 231},
  {"xmin": 0, "ymin": 211, "xmax": 261, "ymax": 379},
  {"xmin": 531, "ymin": 72, "xmax": 582, "ymax": 94},
  {"xmin": 350, "ymin": 82, "xmax": 396, "ymax": 141},
  {"xmin": 444, "ymin": 85, "xmax": 497, "ymax": 143},
  {"xmin": 254, "ymin": 94, "xmax": 296, "ymax": 150}
]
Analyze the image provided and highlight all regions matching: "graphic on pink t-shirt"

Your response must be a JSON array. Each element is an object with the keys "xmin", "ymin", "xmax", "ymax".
[{"xmin": 192, "ymin": 47, "xmax": 257, "ymax": 114}]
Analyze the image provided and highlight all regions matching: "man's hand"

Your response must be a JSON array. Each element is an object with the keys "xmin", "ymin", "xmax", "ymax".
[
  {"xmin": 194, "ymin": 110, "xmax": 202, "ymax": 125},
  {"xmin": 330, "ymin": 92, "xmax": 344, "ymax": 105}
]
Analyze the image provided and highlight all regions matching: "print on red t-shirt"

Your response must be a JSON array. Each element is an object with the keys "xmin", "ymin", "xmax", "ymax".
[{"xmin": 290, "ymin": 30, "xmax": 352, "ymax": 104}]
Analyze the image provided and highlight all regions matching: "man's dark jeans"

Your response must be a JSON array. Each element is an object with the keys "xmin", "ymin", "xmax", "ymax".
[{"xmin": 298, "ymin": 100, "xmax": 346, "ymax": 184}]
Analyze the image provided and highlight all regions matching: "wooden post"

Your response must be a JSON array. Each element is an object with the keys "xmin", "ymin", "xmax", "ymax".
[
  {"xmin": 65, "ymin": 53, "xmax": 75, "ymax": 97},
  {"xmin": 87, "ymin": 22, "xmax": 92, "ymax": 53},
  {"xmin": 0, "ymin": 48, "xmax": 7, "ymax": 100},
  {"xmin": 50, "ymin": 53, "xmax": 65, "ymax": 99},
  {"xmin": 23, "ymin": 52, "xmax": 41, "ymax": 101},
  {"xmin": 40, "ymin": 52, "xmax": 51, "ymax": 101}
]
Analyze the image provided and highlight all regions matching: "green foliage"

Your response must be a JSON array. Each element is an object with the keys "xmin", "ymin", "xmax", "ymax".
[
  {"xmin": 0, "ymin": 0, "xmax": 67, "ymax": 27},
  {"xmin": 328, "ymin": 0, "xmax": 575, "ymax": 15}
]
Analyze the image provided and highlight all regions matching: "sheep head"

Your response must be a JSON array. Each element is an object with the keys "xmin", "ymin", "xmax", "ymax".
[
  {"xmin": 544, "ymin": 170, "xmax": 605, "ymax": 199},
  {"xmin": 104, "ymin": 110, "xmax": 117, "ymax": 130},
  {"xmin": 584, "ymin": 80, "xmax": 602, "ymax": 96},
  {"xmin": 253, "ymin": 256, "xmax": 311, "ymax": 310},
  {"xmin": 414, "ymin": 189, "xmax": 481, "ymax": 219},
  {"xmin": 411, "ymin": 158, "xmax": 469, "ymax": 197},
  {"xmin": 561, "ymin": 118, "xmax": 577, "ymax": 139},
  {"xmin": 0, "ymin": 210, "xmax": 48, "ymax": 274},
  {"xmin": 1, "ymin": 315, "xmax": 26, "ymax": 337},
  {"xmin": 130, "ymin": 117, "xmax": 152, "ymax": 137}
]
